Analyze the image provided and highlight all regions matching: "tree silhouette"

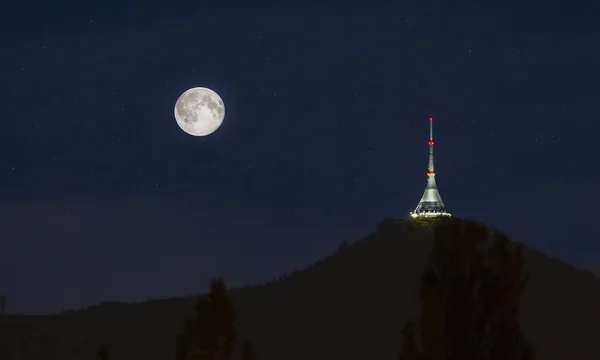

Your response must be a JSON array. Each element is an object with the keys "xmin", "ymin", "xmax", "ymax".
[
  {"xmin": 176, "ymin": 278, "xmax": 237, "ymax": 360},
  {"xmin": 400, "ymin": 219, "xmax": 534, "ymax": 360},
  {"xmin": 240, "ymin": 340, "xmax": 257, "ymax": 360}
]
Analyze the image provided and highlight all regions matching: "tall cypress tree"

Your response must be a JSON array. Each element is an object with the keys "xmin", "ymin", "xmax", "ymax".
[
  {"xmin": 400, "ymin": 219, "xmax": 533, "ymax": 360},
  {"xmin": 176, "ymin": 278, "xmax": 237, "ymax": 360}
]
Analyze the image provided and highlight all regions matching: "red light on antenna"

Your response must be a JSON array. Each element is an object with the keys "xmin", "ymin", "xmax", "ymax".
[
  {"xmin": 429, "ymin": 116, "xmax": 433, "ymax": 121},
  {"xmin": 428, "ymin": 140, "xmax": 435, "ymax": 145}
]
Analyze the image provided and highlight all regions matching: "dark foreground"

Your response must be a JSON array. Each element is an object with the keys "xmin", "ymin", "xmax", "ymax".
[{"xmin": 2, "ymin": 219, "xmax": 600, "ymax": 360}]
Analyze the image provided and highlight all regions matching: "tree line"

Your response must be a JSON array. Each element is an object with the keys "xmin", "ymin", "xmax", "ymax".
[{"xmin": 97, "ymin": 218, "xmax": 534, "ymax": 360}]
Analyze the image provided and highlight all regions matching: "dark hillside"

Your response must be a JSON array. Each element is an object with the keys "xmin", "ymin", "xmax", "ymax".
[{"xmin": 1, "ymin": 219, "xmax": 600, "ymax": 360}]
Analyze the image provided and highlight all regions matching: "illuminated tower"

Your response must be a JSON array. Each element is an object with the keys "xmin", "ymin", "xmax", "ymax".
[{"xmin": 410, "ymin": 116, "xmax": 452, "ymax": 219}]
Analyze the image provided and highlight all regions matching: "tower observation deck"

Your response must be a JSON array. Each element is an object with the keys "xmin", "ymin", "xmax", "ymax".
[{"xmin": 410, "ymin": 117, "xmax": 452, "ymax": 219}]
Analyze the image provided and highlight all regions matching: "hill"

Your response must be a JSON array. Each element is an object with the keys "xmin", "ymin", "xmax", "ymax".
[{"xmin": 2, "ymin": 218, "xmax": 600, "ymax": 360}]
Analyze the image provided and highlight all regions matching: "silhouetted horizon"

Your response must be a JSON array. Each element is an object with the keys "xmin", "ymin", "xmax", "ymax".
[
  {"xmin": 2, "ymin": 218, "xmax": 600, "ymax": 360},
  {"xmin": 3, "ymin": 215, "xmax": 598, "ymax": 316}
]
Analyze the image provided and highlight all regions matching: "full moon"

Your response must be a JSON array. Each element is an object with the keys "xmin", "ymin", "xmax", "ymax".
[{"xmin": 174, "ymin": 87, "xmax": 225, "ymax": 136}]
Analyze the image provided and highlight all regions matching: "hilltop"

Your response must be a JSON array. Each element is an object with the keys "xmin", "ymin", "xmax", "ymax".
[{"xmin": 2, "ymin": 218, "xmax": 600, "ymax": 360}]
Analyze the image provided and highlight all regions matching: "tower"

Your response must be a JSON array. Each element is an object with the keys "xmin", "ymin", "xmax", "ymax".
[{"xmin": 410, "ymin": 116, "xmax": 452, "ymax": 219}]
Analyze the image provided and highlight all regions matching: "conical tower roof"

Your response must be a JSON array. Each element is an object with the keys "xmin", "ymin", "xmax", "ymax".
[
  {"xmin": 410, "ymin": 117, "xmax": 451, "ymax": 219},
  {"xmin": 412, "ymin": 174, "xmax": 450, "ymax": 216}
]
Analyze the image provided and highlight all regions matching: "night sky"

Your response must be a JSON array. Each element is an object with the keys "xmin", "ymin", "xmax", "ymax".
[{"xmin": 2, "ymin": 0, "xmax": 599, "ymax": 314}]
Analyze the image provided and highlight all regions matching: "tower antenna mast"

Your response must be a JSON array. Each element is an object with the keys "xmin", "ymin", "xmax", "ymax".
[
  {"xmin": 410, "ymin": 116, "xmax": 451, "ymax": 219},
  {"xmin": 429, "ymin": 116, "xmax": 433, "ymax": 141}
]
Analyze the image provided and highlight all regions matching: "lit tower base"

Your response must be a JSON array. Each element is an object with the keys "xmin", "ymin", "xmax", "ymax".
[{"xmin": 410, "ymin": 116, "xmax": 452, "ymax": 219}]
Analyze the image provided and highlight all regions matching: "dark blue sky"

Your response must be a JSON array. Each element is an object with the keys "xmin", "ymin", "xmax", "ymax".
[{"xmin": 1, "ymin": 0, "xmax": 599, "ymax": 313}]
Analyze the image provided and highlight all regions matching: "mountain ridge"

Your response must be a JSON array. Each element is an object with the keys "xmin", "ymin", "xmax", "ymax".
[{"xmin": 2, "ymin": 218, "xmax": 600, "ymax": 360}]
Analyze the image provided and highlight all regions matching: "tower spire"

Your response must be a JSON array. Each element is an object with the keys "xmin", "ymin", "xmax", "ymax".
[
  {"xmin": 429, "ymin": 116, "xmax": 433, "ymax": 141},
  {"xmin": 428, "ymin": 116, "xmax": 434, "ymax": 174},
  {"xmin": 410, "ymin": 116, "xmax": 451, "ymax": 219}
]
